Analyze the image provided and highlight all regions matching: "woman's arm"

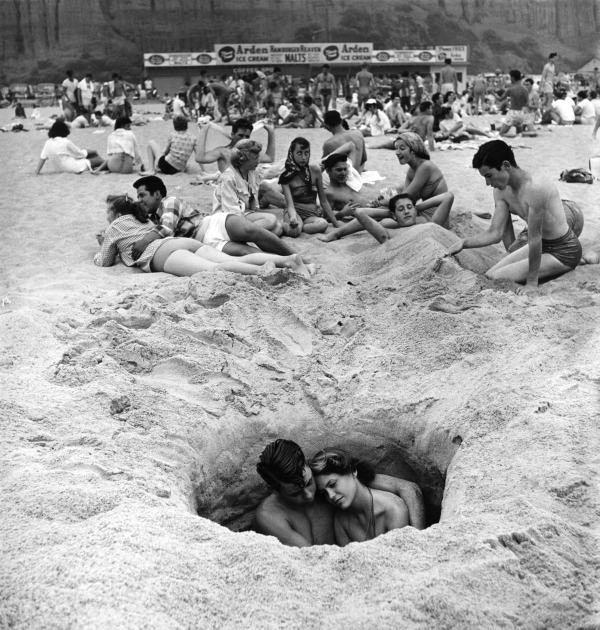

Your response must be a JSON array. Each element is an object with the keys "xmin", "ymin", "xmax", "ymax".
[
  {"xmin": 281, "ymin": 183, "xmax": 299, "ymax": 224},
  {"xmin": 313, "ymin": 167, "xmax": 339, "ymax": 226},
  {"xmin": 93, "ymin": 227, "xmax": 119, "ymax": 267},
  {"xmin": 35, "ymin": 158, "xmax": 47, "ymax": 175},
  {"xmin": 415, "ymin": 191, "xmax": 454, "ymax": 226}
]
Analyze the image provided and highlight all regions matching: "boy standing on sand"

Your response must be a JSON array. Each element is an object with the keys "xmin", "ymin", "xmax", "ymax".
[{"xmin": 447, "ymin": 140, "xmax": 588, "ymax": 290}]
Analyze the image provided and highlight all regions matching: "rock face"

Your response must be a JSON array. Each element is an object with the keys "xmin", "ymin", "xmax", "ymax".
[{"xmin": 0, "ymin": 0, "xmax": 598, "ymax": 82}]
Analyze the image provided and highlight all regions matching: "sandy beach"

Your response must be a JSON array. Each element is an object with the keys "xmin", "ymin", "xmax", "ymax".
[{"xmin": 1, "ymin": 104, "xmax": 599, "ymax": 628}]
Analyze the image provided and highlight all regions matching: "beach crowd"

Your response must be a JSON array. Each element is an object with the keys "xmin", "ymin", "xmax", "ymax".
[{"xmin": 7, "ymin": 52, "xmax": 599, "ymax": 547}]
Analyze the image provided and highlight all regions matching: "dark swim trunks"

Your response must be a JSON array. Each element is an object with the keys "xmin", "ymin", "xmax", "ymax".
[{"xmin": 541, "ymin": 228, "xmax": 582, "ymax": 269}]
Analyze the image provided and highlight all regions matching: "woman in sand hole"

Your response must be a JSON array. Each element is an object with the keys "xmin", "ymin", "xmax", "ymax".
[
  {"xmin": 309, "ymin": 448, "xmax": 409, "ymax": 545},
  {"xmin": 94, "ymin": 195, "xmax": 309, "ymax": 277}
]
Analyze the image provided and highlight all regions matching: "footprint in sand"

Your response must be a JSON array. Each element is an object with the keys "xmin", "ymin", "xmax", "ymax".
[{"xmin": 428, "ymin": 298, "xmax": 477, "ymax": 314}]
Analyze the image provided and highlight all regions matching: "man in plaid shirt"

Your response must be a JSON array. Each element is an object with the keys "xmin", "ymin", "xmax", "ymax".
[{"xmin": 131, "ymin": 175, "xmax": 202, "ymax": 260}]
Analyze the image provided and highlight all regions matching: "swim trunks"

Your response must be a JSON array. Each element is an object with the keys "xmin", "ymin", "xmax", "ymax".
[
  {"xmin": 158, "ymin": 154, "xmax": 179, "ymax": 175},
  {"xmin": 508, "ymin": 199, "xmax": 584, "ymax": 253},
  {"xmin": 541, "ymin": 228, "xmax": 581, "ymax": 269},
  {"xmin": 197, "ymin": 212, "xmax": 230, "ymax": 251}
]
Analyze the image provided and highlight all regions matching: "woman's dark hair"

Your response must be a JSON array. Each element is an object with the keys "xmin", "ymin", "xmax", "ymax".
[
  {"xmin": 106, "ymin": 195, "xmax": 148, "ymax": 223},
  {"xmin": 114, "ymin": 116, "xmax": 132, "ymax": 130},
  {"xmin": 48, "ymin": 120, "xmax": 70, "ymax": 138},
  {"xmin": 308, "ymin": 448, "xmax": 375, "ymax": 485},
  {"xmin": 290, "ymin": 136, "xmax": 310, "ymax": 152}
]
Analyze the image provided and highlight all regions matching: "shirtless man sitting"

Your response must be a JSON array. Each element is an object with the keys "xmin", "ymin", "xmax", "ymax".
[
  {"xmin": 447, "ymin": 140, "xmax": 596, "ymax": 290},
  {"xmin": 255, "ymin": 439, "xmax": 425, "ymax": 547},
  {"xmin": 194, "ymin": 117, "xmax": 275, "ymax": 179},
  {"xmin": 321, "ymin": 110, "xmax": 367, "ymax": 173}
]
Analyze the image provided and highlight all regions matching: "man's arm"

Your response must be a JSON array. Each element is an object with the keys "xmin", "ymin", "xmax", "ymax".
[
  {"xmin": 195, "ymin": 122, "xmax": 228, "ymax": 164},
  {"xmin": 524, "ymin": 199, "xmax": 543, "ymax": 286},
  {"xmin": 416, "ymin": 191, "xmax": 454, "ymax": 226},
  {"xmin": 425, "ymin": 117, "xmax": 435, "ymax": 152},
  {"xmin": 255, "ymin": 504, "xmax": 311, "ymax": 547},
  {"xmin": 259, "ymin": 123, "xmax": 275, "ymax": 163},
  {"xmin": 369, "ymin": 473, "xmax": 425, "ymax": 529},
  {"xmin": 448, "ymin": 196, "xmax": 509, "ymax": 255}
]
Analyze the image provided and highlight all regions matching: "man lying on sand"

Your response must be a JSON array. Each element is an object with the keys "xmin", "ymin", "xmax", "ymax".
[
  {"xmin": 255, "ymin": 439, "xmax": 425, "ymax": 547},
  {"xmin": 132, "ymin": 174, "xmax": 296, "ymax": 258},
  {"xmin": 447, "ymin": 140, "xmax": 598, "ymax": 290}
]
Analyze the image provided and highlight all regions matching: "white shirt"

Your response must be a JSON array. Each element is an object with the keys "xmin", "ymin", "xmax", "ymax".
[
  {"xmin": 62, "ymin": 77, "xmax": 78, "ymax": 102},
  {"xmin": 172, "ymin": 96, "xmax": 186, "ymax": 117},
  {"xmin": 40, "ymin": 137, "xmax": 90, "ymax": 173},
  {"xmin": 577, "ymin": 98, "xmax": 596, "ymax": 124},
  {"xmin": 77, "ymin": 78, "xmax": 94, "ymax": 106},
  {"xmin": 363, "ymin": 110, "xmax": 391, "ymax": 136},
  {"xmin": 552, "ymin": 99, "xmax": 575, "ymax": 123},
  {"xmin": 106, "ymin": 128, "xmax": 141, "ymax": 160}
]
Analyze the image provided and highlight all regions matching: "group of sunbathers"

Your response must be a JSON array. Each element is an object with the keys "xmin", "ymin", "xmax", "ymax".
[{"xmin": 92, "ymin": 107, "xmax": 596, "ymax": 287}]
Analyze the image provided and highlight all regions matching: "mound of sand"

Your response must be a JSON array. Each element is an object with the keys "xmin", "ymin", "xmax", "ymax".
[{"xmin": 1, "ymin": 105, "xmax": 599, "ymax": 629}]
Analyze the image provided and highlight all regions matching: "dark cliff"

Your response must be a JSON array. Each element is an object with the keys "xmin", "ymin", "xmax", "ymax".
[{"xmin": 1, "ymin": 0, "xmax": 598, "ymax": 82}]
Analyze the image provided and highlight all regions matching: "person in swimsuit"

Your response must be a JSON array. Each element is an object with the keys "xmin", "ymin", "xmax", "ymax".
[
  {"xmin": 255, "ymin": 439, "xmax": 424, "ymax": 547},
  {"xmin": 278, "ymin": 137, "xmax": 337, "ymax": 237},
  {"xmin": 95, "ymin": 195, "xmax": 309, "ymax": 277},
  {"xmin": 317, "ymin": 155, "xmax": 454, "ymax": 242},
  {"xmin": 394, "ymin": 132, "xmax": 448, "ymax": 201},
  {"xmin": 309, "ymin": 448, "xmax": 409, "ymax": 545},
  {"xmin": 447, "ymin": 140, "xmax": 593, "ymax": 290}
]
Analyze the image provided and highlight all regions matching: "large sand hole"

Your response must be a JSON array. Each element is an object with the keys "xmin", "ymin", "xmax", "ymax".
[{"xmin": 193, "ymin": 421, "xmax": 461, "ymax": 536}]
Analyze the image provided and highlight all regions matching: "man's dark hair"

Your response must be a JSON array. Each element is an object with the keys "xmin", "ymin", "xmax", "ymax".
[
  {"xmin": 173, "ymin": 116, "xmax": 188, "ymax": 131},
  {"xmin": 323, "ymin": 110, "xmax": 342, "ymax": 127},
  {"xmin": 419, "ymin": 100, "xmax": 433, "ymax": 113},
  {"xmin": 232, "ymin": 117, "xmax": 252, "ymax": 134},
  {"xmin": 509, "ymin": 69, "xmax": 522, "ymax": 82},
  {"xmin": 133, "ymin": 175, "xmax": 167, "ymax": 198},
  {"xmin": 577, "ymin": 90, "xmax": 588, "ymax": 100},
  {"xmin": 388, "ymin": 192, "xmax": 413, "ymax": 211},
  {"xmin": 444, "ymin": 58, "xmax": 452, "ymax": 65},
  {"xmin": 590, "ymin": 90, "xmax": 597, "ymax": 99},
  {"xmin": 549, "ymin": 52, "xmax": 558, "ymax": 59},
  {"xmin": 322, "ymin": 64, "xmax": 330, "ymax": 70},
  {"xmin": 472, "ymin": 140, "xmax": 517, "ymax": 170},
  {"xmin": 256, "ymin": 439, "xmax": 306, "ymax": 491},
  {"xmin": 323, "ymin": 152, "xmax": 348, "ymax": 170}
]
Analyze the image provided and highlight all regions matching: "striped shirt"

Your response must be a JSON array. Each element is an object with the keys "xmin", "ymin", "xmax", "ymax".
[{"xmin": 94, "ymin": 214, "xmax": 166, "ymax": 272}]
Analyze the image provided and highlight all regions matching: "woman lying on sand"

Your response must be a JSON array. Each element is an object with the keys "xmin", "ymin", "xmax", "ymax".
[
  {"xmin": 309, "ymin": 448, "xmax": 409, "ymax": 545},
  {"xmin": 36, "ymin": 120, "xmax": 104, "ymax": 175},
  {"xmin": 278, "ymin": 137, "xmax": 337, "ymax": 237},
  {"xmin": 94, "ymin": 117, "xmax": 145, "ymax": 174},
  {"xmin": 94, "ymin": 195, "xmax": 309, "ymax": 277}
]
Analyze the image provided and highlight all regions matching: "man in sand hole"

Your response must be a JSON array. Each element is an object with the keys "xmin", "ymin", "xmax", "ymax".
[
  {"xmin": 448, "ymin": 140, "xmax": 598, "ymax": 290},
  {"xmin": 255, "ymin": 439, "xmax": 425, "ymax": 547}
]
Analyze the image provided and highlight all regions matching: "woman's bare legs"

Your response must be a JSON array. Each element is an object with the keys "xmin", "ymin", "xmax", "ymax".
[
  {"xmin": 147, "ymin": 140, "xmax": 161, "ymax": 172},
  {"xmin": 162, "ymin": 250, "xmax": 265, "ymax": 276}
]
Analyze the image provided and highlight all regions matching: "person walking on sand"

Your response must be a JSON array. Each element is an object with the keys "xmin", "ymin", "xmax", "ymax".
[{"xmin": 447, "ymin": 140, "xmax": 598, "ymax": 291}]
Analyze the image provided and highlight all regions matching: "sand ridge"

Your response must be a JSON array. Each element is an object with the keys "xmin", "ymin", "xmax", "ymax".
[{"xmin": 1, "ymin": 105, "xmax": 599, "ymax": 629}]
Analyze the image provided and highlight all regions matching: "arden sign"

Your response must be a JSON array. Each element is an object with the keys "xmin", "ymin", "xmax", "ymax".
[{"xmin": 214, "ymin": 43, "xmax": 373, "ymax": 65}]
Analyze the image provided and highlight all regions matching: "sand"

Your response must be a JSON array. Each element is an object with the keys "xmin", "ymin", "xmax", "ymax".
[{"xmin": 1, "ymin": 104, "xmax": 599, "ymax": 629}]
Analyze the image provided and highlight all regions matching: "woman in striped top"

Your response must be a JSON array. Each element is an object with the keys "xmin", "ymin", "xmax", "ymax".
[{"xmin": 94, "ymin": 195, "xmax": 310, "ymax": 277}]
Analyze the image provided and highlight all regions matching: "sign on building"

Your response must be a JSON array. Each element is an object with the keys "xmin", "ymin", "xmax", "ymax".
[{"xmin": 213, "ymin": 43, "xmax": 373, "ymax": 65}]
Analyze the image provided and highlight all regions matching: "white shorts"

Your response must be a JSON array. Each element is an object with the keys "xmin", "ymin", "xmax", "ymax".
[{"xmin": 198, "ymin": 212, "xmax": 230, "ymax": 251}]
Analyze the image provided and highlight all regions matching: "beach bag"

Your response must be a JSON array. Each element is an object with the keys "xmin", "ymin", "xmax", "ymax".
[{"xmin": 559, "ymin": 168, "xmax": 593, "ymax": 184}]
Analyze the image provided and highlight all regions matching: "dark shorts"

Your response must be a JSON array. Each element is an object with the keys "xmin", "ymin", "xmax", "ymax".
[
  {"xmin": 158, "ymin": 155, "xmax": 180, "ymax": 175},
  {"xmin": 541, "ymin": 228, "xmax": 582, "ymax": 269}
]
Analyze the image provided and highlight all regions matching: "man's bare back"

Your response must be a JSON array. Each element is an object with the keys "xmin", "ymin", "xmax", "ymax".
[{"xmin": 322, "ymin": 130, "xmax": 367, "ymax": 171}]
